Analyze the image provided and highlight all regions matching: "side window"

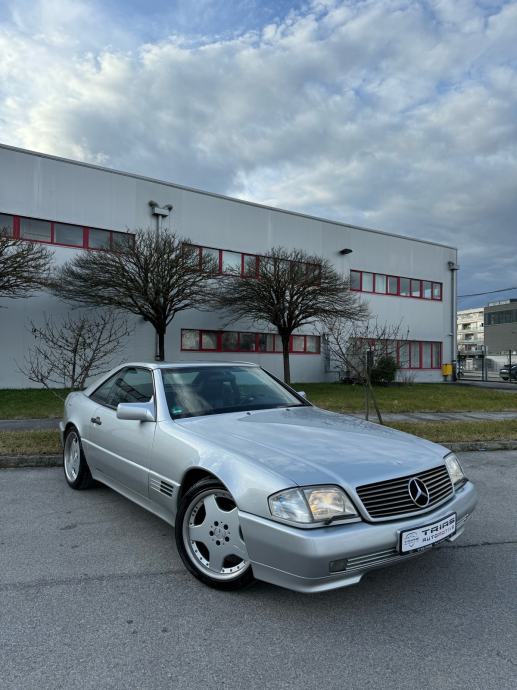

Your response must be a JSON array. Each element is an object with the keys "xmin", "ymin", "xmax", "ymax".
[
  {"xmin": 90, "ymin": 370, "xmax": 121, "ymax": 405},
  {"xmin": 107, "ymin": 368, "xmax": 154, "ymax": 407}
]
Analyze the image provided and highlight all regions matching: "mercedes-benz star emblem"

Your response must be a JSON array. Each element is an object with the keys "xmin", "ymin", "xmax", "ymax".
[{"xmin": 408, "ymin": 477, "xmax": 430, "ymax": 507}]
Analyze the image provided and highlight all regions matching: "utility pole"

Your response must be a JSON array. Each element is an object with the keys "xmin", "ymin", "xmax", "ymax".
[{"xmin": 148, "ymin": 201, "xmax": 173, "ymax": 359}]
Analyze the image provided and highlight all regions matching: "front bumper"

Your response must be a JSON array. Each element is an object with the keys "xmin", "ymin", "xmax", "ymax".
[{"xmin": 239, "ymin": 480, "xmax": 477, "ymax": 593}]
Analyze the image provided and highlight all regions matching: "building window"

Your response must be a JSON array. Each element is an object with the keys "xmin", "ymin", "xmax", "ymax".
[
  {"xmin": 2, "ymin": 211, "xmax": 133, "ymax": 251},
  {"xmin": 21, "ymin": 218, "xmax": 51, "ymax": 242},
  {"xmin": 89, "ymin": 228, "xmax": 110, "ymax": 249},
  {"xmin": 306, "ymin": 335, "xmax": 320, "ymax": 353},
  {"xmin": 243, "ymin": 254, "xmax": 259, "ymax": 277},
  {"xmin": 186, "ymin": 243, "xmax": 321, "ymax": 282},
  {"xmin": 257, "ymin": 333, "xmax": 275, "ymax": 352},
  {"xmin": 398, "ymin": 342, "xmax": 410, "ymax": 368},
  {"xmin": 375, "ymin": 274, "xmax": 386, "ymax": 294},
  {"xmin": 240, "ymin": 332, "xmax": 256, "ymax": 351},
  {"xmin": 292, "ymin": 335, "xmax": 306, "ymax": 352},
  {"xmin": 410, "ymin": 342, "xmax": 421, "ymax": 368},
  {"xmin": 431, "ymin": 342, "xmax": 441, "ymax": 367},
  {"xmin": 356, "ymin": 338, "xmax": 441, "ymax": 369},
  {"xmin": 181, "ymin": 329, "xmax": 320, "ymax": 354},
  {"xmin": 387, "ymin": 276, "xmax": 399, "ymax": 295},
  {"xmin": 221, "ymin": 331, "xmax": 239, "ymax": 351},
  {"xmin": 351, "ymin": 270, "xmax": 442, "ymax": 302},
  {"xmin": 0, "ymin": 213, "xmax": 14, "ymax": 235},
  {"xmin": 201, "ymin": 331, "xmax": 218, "ymax": 350},
  {"xmin": 362, "ymin": 272, "xmax": 374, "ymax": 292},
  {"xmin": 54, "ymin": 223, "xmax": 84, "ymax": 247},
  {"xmin": 485, "ymin": 309, "xmax": 517, "ymax": 326},
  {"xmin": 222, "ymin": 250, "xmax": 241, "ymax": 274},
  {"xmin": 181, "ymin": 330, "xmax": 200, "ymax": 350}
]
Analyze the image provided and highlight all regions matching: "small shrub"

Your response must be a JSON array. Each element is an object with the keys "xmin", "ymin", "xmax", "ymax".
[{"xmin": 370, "ymin": 355, "xmax": 398, "ymax": 385}]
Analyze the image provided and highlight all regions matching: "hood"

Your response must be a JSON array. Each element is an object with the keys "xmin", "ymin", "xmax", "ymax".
[{"xmin": 175, "ymin": 406, "xmax": 449, "ymax": 489}]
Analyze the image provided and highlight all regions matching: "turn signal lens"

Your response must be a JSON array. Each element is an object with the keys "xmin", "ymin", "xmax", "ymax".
[
  {"xmin": 445, "ymin": 453, "xmax": 466, "ymax": 486},
  {"xmin": 268, "ymin": 488, "xmax": 312, "ymax": 523}
]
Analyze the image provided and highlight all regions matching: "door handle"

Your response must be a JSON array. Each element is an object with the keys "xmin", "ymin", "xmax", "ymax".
[{"xmin": 91, "ymin": 416, "xmax": 102, "ymax": 425}]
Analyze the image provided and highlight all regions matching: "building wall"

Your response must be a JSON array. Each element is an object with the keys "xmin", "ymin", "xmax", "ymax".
[
  {"xmin": 484, "ymin": 301, "xmax": 517, "ymax": 355},
  {"xmin": 0, "ymin": 145, "xmax": 457, "ymax": 387}
]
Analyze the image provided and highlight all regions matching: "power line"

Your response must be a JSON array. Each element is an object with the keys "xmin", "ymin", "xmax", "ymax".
[{"xmin": 458, "ymin": 286, "xmax": 517, "ymax": 298}]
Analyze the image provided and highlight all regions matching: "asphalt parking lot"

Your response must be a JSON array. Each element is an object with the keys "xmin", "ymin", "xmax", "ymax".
[{"xmin": 1, "ymin": 451, "xmax": 516, "ymax": 690}]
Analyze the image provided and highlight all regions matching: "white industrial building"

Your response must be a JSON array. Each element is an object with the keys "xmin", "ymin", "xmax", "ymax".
[{"xmin": 0, "ymin": 144, "xmax": 458, "ymax": 387}]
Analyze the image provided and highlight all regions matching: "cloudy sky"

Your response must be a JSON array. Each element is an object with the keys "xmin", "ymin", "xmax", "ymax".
[{"xmin": 1, "ymin": 0, "xmax": 516, "ymax": 307}]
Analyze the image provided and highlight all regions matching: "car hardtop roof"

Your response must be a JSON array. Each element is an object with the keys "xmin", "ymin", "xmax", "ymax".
[{"xmin": 124, "ymin": 361, "xmax": 259, "ymax": 369}]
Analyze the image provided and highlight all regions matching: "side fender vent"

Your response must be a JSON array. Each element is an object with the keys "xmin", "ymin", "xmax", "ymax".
[{"xmin": 150, "ymin": 477, "xmax": 174, "ymax": 498}]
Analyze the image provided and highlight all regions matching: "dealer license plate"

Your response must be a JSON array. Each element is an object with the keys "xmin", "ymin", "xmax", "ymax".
[{"xmin": 400, "ymin": 513, "xmax": 456, "ymax": 553}]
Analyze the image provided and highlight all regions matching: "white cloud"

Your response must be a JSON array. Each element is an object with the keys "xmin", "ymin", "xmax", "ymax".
[{"xmin": 0, "ymin": 0, "xmax": 516, "ymax": 303}]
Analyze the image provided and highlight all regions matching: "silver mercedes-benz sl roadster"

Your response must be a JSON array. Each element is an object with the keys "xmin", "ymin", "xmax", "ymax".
[{"xmin": 60, "ymin": 362, "xmax": 477, "ymax": 593}]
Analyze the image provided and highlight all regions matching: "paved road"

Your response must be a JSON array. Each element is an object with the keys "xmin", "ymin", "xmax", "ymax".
[
  {"xmin": 1, "ymin": 452, "xmax": 516, "ymax": 690},
  {"xmin": 457, "ymin": 379, "xmax": 517, "ymax": 391}
]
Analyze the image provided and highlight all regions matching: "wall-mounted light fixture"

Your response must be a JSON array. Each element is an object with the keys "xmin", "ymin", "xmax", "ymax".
[
  {"xmin": 148, "ymin": 200, "xmax": 173, "ymax": 236},
  {"xmin": 149, "ymin": 200, "xmax": 173, "ymax": 218}
]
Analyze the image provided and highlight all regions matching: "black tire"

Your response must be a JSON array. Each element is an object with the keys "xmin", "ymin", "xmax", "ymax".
[
  {"xmin": 175, "ymin": 478, "xmax": 255, "ymax": 591},
  {"xmin": 63, "ymin": 426, "xmax": 94, "ymax": 490}
]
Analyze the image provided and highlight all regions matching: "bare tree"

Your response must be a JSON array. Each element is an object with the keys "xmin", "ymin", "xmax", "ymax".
[
  {"xmin": 51, "ymin": 230, "xmax": 214, "ymax": 360},
  {"xmin": 0, "ymin": 229, "xmax": 52, "ymax": 300},
  {"xmin": 212, "ymin": 247, "xmax": 368, "ymax": 383},
  {"xmin": 19, "ymin": 313, "xmax": 133, "ymax": 397},
  {"xmin": 324, "ymin": 317, "xmax": 408, "ymax": 424}
]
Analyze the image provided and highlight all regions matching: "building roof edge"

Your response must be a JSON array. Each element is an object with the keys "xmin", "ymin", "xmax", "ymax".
[{"xmin": 0, "ymin": 142, "xmax": 458, "ymax": 252}]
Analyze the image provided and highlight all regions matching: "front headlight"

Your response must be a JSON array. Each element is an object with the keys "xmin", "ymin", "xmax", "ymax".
[
  {"xmin": 445, "ymin": 453, "xmax": 466, "ymax": 486},
  {"xmin": 269, "ymin": 486, "xmax": 358, "ymax": 524}
]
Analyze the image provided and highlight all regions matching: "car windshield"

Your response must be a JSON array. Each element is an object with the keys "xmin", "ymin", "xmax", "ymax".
[{"xmin": 161, "ymin": 365, "xmax": 307, "ymax": 419}]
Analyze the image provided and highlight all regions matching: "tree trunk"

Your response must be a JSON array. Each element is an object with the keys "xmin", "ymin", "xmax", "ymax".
[
  {"xmin": 281, "ymin": 334, "xmax": 291, "ymax": 384},
  {"xmin": 156, "ymin": 327, "xmax": 166, "ymax": 361},
  {"xmin": 366, "ymin": 377, "xmax": 384, "ymax": 425}
]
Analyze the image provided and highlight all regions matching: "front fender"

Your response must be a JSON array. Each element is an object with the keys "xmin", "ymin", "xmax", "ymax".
[{"xmin": 151, "ymin": 421, "xmax": 293, "ymax": 520}]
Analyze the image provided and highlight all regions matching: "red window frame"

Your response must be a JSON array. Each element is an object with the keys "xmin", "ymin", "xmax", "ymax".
[
  {"xmin": 183, "ymin": 243, "xmax": 321, "ymax": 282},
  {"xmin": 180, "ymin": 329, "xmax": 321, "ymax": 355},
  {"xmin": 350, "ymin": 269, "xmax": 442, "ymax": 302},
  {"xmin": 355, "ymin": 338, "xmax": 442, "ymax": 370},
  {"xmin": 3, "ymin": 212, "xmax": 133, "ymax": 251},
  {"xmin": 374, "ymin": 273, "xmax": 387, "ymax": 294}
]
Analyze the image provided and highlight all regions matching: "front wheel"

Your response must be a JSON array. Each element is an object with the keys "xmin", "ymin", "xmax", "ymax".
[
  {"xmin": 63, "ymin": 427, "xmax": 94, "ymax": 490},
  {"xmin": 175, "ymin": 479, "xmax": 254, "ymax": 590}
]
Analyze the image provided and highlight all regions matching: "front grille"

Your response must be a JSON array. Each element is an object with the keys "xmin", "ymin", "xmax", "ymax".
[
  {"xmin": 343, "ymin": 512, "xmax": 470, "ymax": 574},
  {"xmin": 356, "ymin": 465, "xmax": 453, "ymax": 519},
  {"xmin": 345, "ymin": 548, "xmax": 409, "ymax": 573}
]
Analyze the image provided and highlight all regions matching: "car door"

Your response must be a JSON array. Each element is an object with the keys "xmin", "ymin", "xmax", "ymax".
[{"xmin": 87, "ymin": 366, "xmax": 157, "ymax": 497}]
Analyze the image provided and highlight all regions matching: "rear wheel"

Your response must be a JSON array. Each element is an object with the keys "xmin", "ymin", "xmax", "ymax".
[
  {"xmin": 63, "ymin": 427, "xmax": 94, "ymax": 490},
  {"xmin": 175, "ymin": 478, "xmax": 254, "ymax": 590}
]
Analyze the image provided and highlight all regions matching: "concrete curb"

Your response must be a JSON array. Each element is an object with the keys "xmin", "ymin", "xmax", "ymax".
[
  {"xmin": 446, "ymin": 440, "xmax": 517, "ymax": 452},
  {"xmin": 2, "ymin": 442, "xmax": 517, "ymax": 469}
]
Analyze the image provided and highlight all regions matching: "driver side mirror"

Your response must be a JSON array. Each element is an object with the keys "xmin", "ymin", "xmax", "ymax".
[
  {"xmin": 116, "ymin": 402, "xmax": 156, "ymax": 422},
  {"xmin": 297, "ymin": 391, "xmax": 307, "ymax": 399}
]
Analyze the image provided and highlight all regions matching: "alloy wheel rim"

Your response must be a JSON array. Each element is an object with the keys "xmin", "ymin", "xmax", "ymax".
[
  {"xmin": 64, "ymin": 432, "xmax": 81, "ymax": 482},
  {"xmin": 182, "ymin": 489, "xmax": 249, "ymax": 581}
]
